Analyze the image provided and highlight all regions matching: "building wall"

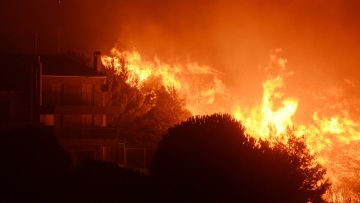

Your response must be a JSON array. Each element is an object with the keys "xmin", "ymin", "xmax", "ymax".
[
  {"xmin": 42, "ymin": 75, "xmax": 106, "ymax": 106},
  {"xmin": 41, "ymin": 75, "xmax": 107, "ymax": 129},
  {"xmin": 41, "ymin": 75, "xmax": 123, "ymax": 167}
]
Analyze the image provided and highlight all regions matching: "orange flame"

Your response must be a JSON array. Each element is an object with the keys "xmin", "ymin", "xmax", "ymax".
[
  {"xmin": 233, "ymin": 74, "xmax": 298, "ymax": 139},
  {"xmin": 103, "ymin": 48, "xmax": 360, "ymax": 201},
  {"xmin": 102, "ymin": 48, "xmax": 227, "ymax": 115}
]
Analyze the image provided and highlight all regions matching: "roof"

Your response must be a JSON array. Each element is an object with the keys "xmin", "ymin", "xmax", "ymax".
[
  {"xmin": 41, "ymin": 54, "xmax": 101, "ymax": 76},
  {"xmin": 0, "ymin": 53, "xmax": 104, "ymax": 91}
]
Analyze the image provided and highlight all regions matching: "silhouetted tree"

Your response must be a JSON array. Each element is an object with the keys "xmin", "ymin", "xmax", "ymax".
[
  {"xmin": 103, "ymin": 57, "xmax": 154, "ymax": 129},
  {"xmin": 143, "ymin": 86, "xmax": 192, "ymax": 134},
  {"xmin": 103, "ymin": 57, "xmax": 191, "ymax": 147},
  {"xmin": 0, "ymin": 125, "xmax": 72, "ymax": 202},
  {"xmin": 131, "ymin": 86, "xmax": 192, "ymax": 147},
  {"xmin": 150, "ymin": 114, "xmax": 330, "ymax": 202},
  {"xmin": 71, "ymin": 160, "xmax": 149, "ymax": 202}
]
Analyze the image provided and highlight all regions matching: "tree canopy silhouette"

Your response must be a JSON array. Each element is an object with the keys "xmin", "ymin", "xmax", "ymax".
[
  {"xmin": 103, "ymin": 57, "xmax": 191, "ymax": 147},
  {"xmin": 71, "ymin": 160, "xmax": 149, "ymax": 202},
  {"xmin": 132, "ymin": 86, "xmax": 192, "ymax": 146},
  {"xmin": 0, "ymin": 125, "xmax": 72, "ymax": 202},
  {"xmin": 150, "ymin": 114, "xmax": 330, "ymax": 202}
]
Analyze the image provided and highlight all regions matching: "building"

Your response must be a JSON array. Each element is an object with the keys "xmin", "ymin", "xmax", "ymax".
[
  {"xmin": 0, "ymin": 53, "xmax": 125, "ymax": 167},
  {"xmin": 0, "ymin": 52, "xmax": 155, "ymax": 169},
  {"xmin": 40, "ymin": 53, "xmax": 126, "ymax": 167}
]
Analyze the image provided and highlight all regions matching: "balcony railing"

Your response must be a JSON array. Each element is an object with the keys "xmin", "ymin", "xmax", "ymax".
[
  {"xmin": 42, "ymin": 93, "xmax": 107, "ymax": 106},
  {"xmin": 59, "ymin": 127, "xmax": 118, "ymax": 139}
]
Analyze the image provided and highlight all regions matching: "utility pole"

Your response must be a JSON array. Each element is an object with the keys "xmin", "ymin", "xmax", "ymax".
[
  {"xmin": 57, "ymin": 0, "xmax": 61, "ymax": 54},
  {"xmin": 31, "ymin": 32, "xmax": 42, "ymax": 123},
  {"xmin": 34, "ymin": 32, "xmax": 38, "ymax": 55}
]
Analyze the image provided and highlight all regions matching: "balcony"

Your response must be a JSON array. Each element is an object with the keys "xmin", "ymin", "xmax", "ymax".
[
  {"xmin": 58, "ymin": 127, "xmax": 119, "ymax": 139},
  {"xmin": 41, "ymin": 105, "xmax": 120, "ymax": 115},
  {"xmin": 42, "ymin": 91, "xmax": 107, "ymax": 106}
]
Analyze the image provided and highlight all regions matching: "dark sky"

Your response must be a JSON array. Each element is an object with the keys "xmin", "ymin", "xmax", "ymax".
[{"xmin": 2, "ymin": 0, "xmax": 360, "ymax": 119}]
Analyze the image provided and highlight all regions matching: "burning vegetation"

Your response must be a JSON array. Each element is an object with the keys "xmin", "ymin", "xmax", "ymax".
[
  {"xmin": 2, "ymin": 0, "xmax": 360, "ymax": 201},
  {"xmin": 102, "ymin": 47, "xmax": 360, "ymax": 201},
  {"xmin": 101, "ymin": 50, "xmax": 191, "ymax": 147}
]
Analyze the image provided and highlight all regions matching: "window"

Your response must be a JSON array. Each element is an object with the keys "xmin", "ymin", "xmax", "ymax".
[
  {"xmin": 40, "ymin": 114, "xmax": 55, "ymax": 126},
  {"xmin": 62, "ymin": 115, "xmax": 82, "ymax": 128},
  {"xmin": 94, "ymin": 114, "xmax": 106, "ymax": 127},
  {"xmin": 100, "ymin": 146, "xmax": 109, "ymax": 161},
  {"xmin": 82, "ymin": 84, "xmax": 93, "ymax": 105},
  {"xmin": 81, "ymin": 114, "xmax": 93, "ymax": 128}
]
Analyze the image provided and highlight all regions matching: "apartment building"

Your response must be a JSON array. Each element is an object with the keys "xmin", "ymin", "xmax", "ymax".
[
  {"xmin": 0, "ymin": 53, "xmax": 126, "ymax": 167},
  {"xmin": 0, "ymin": 52, "xmax": 154, "ymax": 169},
  {"xmin": 39, "ymin": 52, "xmax": 127, "ymax": 167}
]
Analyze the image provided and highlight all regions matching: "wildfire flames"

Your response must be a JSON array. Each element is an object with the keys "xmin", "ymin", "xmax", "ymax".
[{"xmin": 103, "ymin": 48, "xmax": 360, "ymax": 201}]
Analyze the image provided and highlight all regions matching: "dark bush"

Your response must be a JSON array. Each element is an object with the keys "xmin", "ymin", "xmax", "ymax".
[
  {"xmin": 0, "ymin": 125, "xmax": 72, "ymax": 202},
  {"xmin": 150, "ymin": 114, "xmax": 329, "ymax": 202},
  {"xmin": 71, "ymin": 160, "xmax": 149, "ymax": 202}
]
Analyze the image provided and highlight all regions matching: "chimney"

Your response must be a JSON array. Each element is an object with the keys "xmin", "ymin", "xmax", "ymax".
[{"xmin": 94, "ymin": 51, "xmax": 102, "ymax": 73}]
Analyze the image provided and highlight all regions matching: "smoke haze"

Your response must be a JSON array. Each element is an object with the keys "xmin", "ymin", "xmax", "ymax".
[{"xmin": 2, "ymin": 0, "xmax": 360, "ymax": 119}]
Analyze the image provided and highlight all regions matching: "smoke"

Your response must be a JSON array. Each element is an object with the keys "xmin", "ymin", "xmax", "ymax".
[
  {"xmin": 2, "ymin": 1, "xmax": 359, "ymax": 68},
  {"xmin": 2, "ymin": 0, "xmax": 360, "ymax": 118},
  {"xmin": 65, "ymin": 0, "xmax": 360, "ymax": 111}
]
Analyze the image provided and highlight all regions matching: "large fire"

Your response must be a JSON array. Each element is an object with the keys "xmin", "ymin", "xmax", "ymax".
[{"xmin": 102, "ymin": 48, "xmax": 360, "ymax": 201}]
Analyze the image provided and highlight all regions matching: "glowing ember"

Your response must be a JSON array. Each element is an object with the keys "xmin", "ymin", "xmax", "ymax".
[{"xmin": 103, "ymin": 48, "xmax": 360, "ymax": 201}]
